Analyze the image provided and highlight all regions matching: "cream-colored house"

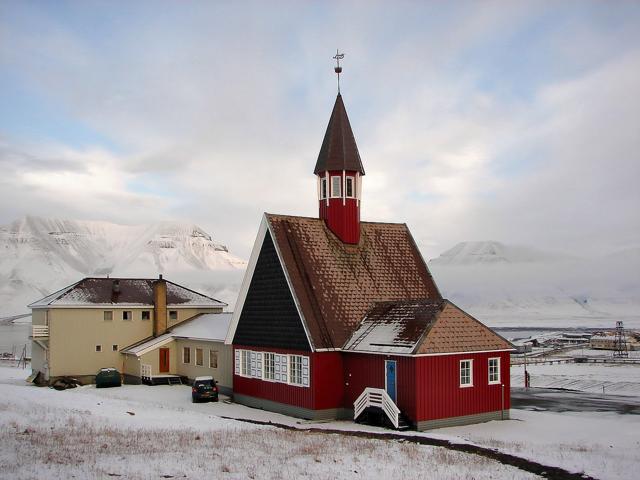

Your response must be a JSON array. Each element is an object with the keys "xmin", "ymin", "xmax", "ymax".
[
  {"xmin": 29, "ymin": 276, "xmax": 226, "ymax": 385},
  {"xmin": 122, "ymin": 312, "xmax": 233, "ymax": 394}
]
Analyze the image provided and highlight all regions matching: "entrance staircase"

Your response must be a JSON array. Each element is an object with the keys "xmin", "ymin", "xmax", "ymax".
[{"xmin": 354, "ymin": 387, "xmax": 410, "ymax": 430}]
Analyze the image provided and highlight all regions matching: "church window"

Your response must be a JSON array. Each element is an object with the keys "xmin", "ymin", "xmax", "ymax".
[
  {"xmin": 346, "ymin": 176, "xmax": 355, "ymax": 198},
  {"xmin": 331, "ymin": 176, "xmax": 341, "ymax": 197}
]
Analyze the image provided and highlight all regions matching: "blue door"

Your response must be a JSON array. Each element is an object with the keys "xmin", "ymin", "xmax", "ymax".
[{"xmin": 385, "ymin": 360, "xmax": 397, "ymax": 403}]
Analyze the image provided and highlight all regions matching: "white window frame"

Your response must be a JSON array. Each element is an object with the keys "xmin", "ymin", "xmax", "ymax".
[
  {"xmin": 330, "ymin": 176, "xmax": 342, "ymax": 198},
  {"xmin": 241, "ymin": 350, "xmax": 251, "ymax": 377},
  {"xmin": 320, "ymin": 177, "xmax": 328, "ymax": 200},
  {"xmin": 345, "ymin": 176, "xmax": 355, "ymax": 198},
  {"xmin": 141, "ymin": 310, "xmax": 151, "ymax": 321},
  {"xmin": 460, "ymin": 359, "xmax": 473, "ymax": 387},
  {"xmin": 122, "ymin": 310, "xmax": 132, "ymax": 321},
  {"xmin": 195, "ymin": 348, "xmax": 204, "ymax": 367},
  {"xmin": 288, "ymin": 355, "xmax": 304, "ymax": 386},
  {"xmin": 209, "ymin": 350, "xmax": 218, "ymax": 368},
  {"xmin": 488, "ymin": 357, "xmax": 501, "ymax": 384},
  {"xmin": 95, "ymin": 345, "xmax": 102, "ymax": 353},
  {"xmin": 263, "ymin": 352, "xmax": 275, "ymax": 381},
  {"xmin": 103, "ymin": 311, "xmax": 113, "ymax": 321},
  {"xmin": 182, "ymin": 346, "xmax": 191, "ymax": 364},
  {"xmin": 169, "ymin": 310, "xmax": 178, "ymax": 321}
]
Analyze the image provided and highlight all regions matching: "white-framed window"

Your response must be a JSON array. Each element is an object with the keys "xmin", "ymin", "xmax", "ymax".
[
  {"xmin": 122, "ymin": 311, "xmax": 132, "ymax": 321},
  {"xmin": 195, "ymin": 348, "xmax": 203, "ymax": 366},
  {"xmin": 95, "ymin": 345, "xmax": 102, "ymax": 352},
  {"xmin": 183, "ymin": 347, "xmax": 191, "ymax": 364},
  {"xmin": 345, "ymin": 176, "xmax": 355, "ymax": 198},
  {"xmin": 241, "ymin": 350, "xmax": 251, "ymax": 376},
  {"xmin": 289, "ymin": 355, "xmax": 303, "ymax": 385},
  {"xmin": 103, "ymin": 311, "xmax": 113, "ymax": 321},
  {"xmin": 141, "ymin": 310, "xmax": 151, "ymax": 321},
  {"xmin": 209, "ymin": 350, "xmax": 218, "ymax": 368},
  {"xmin": 488, "ymin": 357, "xmax": 500, "ymax": 384},
  {"xmin": 331, "ymin": 176, "xmax": 341, "ymax": 197},
  {"xmin": 460, "ymin": 359, "xmax": 473, "ymax": 387},
  {"xmin": 263, "ymin": 352, "xmax": 275, "ymax": 380},
  {"xmin": 169, "ymin": 311, "xmax": 178, "ymax": 321},
  {"xmin": 320, "ymin": 177, "xmax": 328, "ymax": 200},
  {"xmin": 112, "ymin": 344, "xmax": 118, "ymax": 352}
]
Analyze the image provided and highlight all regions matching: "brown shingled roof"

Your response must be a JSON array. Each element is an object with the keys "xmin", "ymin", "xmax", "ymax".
[
  {"xmin": 343, "ymin": 299, "xmax": 513, "ymax": 355},
  {"xmin": 313, "ymin": 94, "xmax": 365, "ymax": 175},
  {"xmin": 266, "ymin": 214, "xmax": 440, "ymax": 349},
  {"xmin": 29, "ymin": 277, "xmax": 227, "ymax": 308},
  {"xmin": 418, "ymin": 301, "xmax": 513, "ymax": 354}
]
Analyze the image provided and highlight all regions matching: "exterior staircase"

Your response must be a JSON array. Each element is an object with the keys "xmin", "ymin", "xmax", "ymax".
[{"xmin": 354, "ymin": 387, "xmax": 411, "ymax": 430}]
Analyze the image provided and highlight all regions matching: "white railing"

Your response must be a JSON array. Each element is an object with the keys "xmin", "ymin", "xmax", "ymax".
[
  {"xmin": 354, "ymin": 387, "xmax": 400, "ymax": 429},
  {"xmin": 31, "ymin": 325, "xmax": 49, "ymax": 338}
]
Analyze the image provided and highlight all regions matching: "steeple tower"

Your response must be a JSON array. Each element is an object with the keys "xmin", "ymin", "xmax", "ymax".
[{"xmin": 314, "ymin": 92, "xmax": 365, "ymax": 244}]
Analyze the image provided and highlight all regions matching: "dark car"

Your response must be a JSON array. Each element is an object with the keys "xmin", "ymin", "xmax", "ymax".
[
  {"xmin": 95, "ymin": 368, "xmax": 122, "ymax": 388},
  {"xmin": 192, "ymin": 376, "xmax": 219, "ymax": 403}
]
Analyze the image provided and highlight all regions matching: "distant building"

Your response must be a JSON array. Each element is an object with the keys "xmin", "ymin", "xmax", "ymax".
[{"xmin": 29, "ymin": 276, "xmax": 227, "ymax": 385}]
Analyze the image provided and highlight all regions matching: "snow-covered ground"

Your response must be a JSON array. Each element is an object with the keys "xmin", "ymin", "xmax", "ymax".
[
  {"xmin": 511, "ymin": 359, "xmax": 640, "ymax": 396},
  {"xmin": 0, "ymin": 365, "xmax": 536, "ymax": 480},
  {"xmin": 2, "ymin": 365, "xmax": 640, "ymax": 479}
]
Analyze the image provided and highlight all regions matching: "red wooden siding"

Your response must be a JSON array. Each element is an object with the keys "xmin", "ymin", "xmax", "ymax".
[
  {"xmin": 319, "ymin": 170, "xmax": 360, "ymax": 244},
  {"xmin": 415, "ymin": 351, "xmax": 511, "ymax": 422},
  {"xmin": 233, "ymin": 346, "xmax": 344, "ymax": 411},
  {"xmin": 343, "ymin": 353, "xmax": 417, "ymax": 420}
]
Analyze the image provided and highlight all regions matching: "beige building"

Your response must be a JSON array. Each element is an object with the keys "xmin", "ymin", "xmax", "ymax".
[
  {"xmin": 29, "ymin": 276, "xmax": 227, "ymax": 385},
  {"xmin": 122, "ymin": 312, "xmax": 233, "ymax": 394}
]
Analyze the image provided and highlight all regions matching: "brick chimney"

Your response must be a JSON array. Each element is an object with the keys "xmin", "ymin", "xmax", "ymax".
[{"xmin": 153, "ymin": 274, "xmax": 167, "ymax": 336}]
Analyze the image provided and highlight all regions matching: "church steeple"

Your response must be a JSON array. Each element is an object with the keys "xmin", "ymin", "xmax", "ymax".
[{"xmin": 315, "ymin": 93, "xmax": 364, "ymax": 244}]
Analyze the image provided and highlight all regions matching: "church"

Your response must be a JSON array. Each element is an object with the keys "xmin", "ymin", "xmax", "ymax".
[{"xmin": 225, "ymin": 72, "xmax": 513, "ymax": 430}]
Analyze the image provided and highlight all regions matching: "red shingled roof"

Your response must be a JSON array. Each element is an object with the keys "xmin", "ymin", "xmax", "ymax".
[{"xmin": 266, "ymin": 214, "xmax": 441, "ymax": 349}]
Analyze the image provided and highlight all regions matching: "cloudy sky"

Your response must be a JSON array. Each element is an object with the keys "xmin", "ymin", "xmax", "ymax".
[{"xmin": 1, "ymin": 1, "xmax": 639, "ymax": 260}]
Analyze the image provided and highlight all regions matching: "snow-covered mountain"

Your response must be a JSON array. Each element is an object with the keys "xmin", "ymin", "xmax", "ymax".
[
  {"xmin": 429, "ymin": 241, "xmax": 570, "ymax": 265},
  {"xmin": 0, "ymin": 216, "xmax": 247, "ymax": 317},
  {"xmin": 429, "ymin": 242, "xmax": 640, "ymax": 328}
]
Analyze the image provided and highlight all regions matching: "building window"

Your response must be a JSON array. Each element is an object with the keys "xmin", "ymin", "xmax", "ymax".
[
  {"xmin": 346, "ymin": 176, "xmax": 355, "ymax": 198},
  {"xmin": 169, "ymin": 311, "xmax": 178, "ymax": 321},
  {"xmin": 122, "ymin": 311, "xmax": 132, "ymax": 321},
  {"xmin": 320, "ymin": 177, "xmax": 327, "ymax": 199},
  {"xmin": 112, "ymin": 344, "xmax": 118, "ymax": 352},
  {"xmin": 241, "ymin": 350, "xmax": 251, "ymax": 376},
  {"xmin": 263, "ymin": 352, "xmax": 275, "ymax": 380},
  {"xmin": 103, "ymin": 311, "xmax": 113, "ymax": 321},
  {"xmin": 488, "ymin": 357, "xmax": 500, "ymax": 384},
  {"xmin": 183, "ymin": 347, "xmax": 191, "ymax": 364},
  {"xmin": 331, "ymin": 176, "xmax": 341, "ymax": 197},
  {"xmin": 95, "ymin": 345, "xmax": 102, "ymax": 352},
  {"xmin": 460, "ymin": 359, "xmax": 473, "ymax": 387},
  {"xmin": 195, "ymin": 348, "xmax": 203, "ymax": 366},
  {"xmin": 141, "ymin": 311, "xmax": 151, "ymax": 321},
  {"xmin": 289, "ymin": 355, "xmax": 303, "ymax": 386},
  {"xmin": 209, "ymin": 350, "xmax": 218, "ymax": 368}
]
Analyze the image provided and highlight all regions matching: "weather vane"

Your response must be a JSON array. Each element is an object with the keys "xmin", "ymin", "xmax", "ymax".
[{"xmin": 333, "ymin": 49, "xmax": 345, "ymax": 94}]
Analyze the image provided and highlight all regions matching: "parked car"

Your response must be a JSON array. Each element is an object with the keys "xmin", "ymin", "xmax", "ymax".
[
  {"xmin": 95, "ymin": 368, "xmax": 122, "ymax": 388},
  {"xmin": 192, "ymin": 376, "xmax": 219, "ymax": 403}
]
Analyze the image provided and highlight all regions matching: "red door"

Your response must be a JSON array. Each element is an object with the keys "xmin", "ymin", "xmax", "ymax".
[{"xmin": 159, "ymin": 348, "xmax": 170, "ymax": 373}]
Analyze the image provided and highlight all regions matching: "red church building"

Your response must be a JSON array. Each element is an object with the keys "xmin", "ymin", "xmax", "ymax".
[{"xmin": 226, "ymin": 90, "xmax": 513, "ymax": 430}]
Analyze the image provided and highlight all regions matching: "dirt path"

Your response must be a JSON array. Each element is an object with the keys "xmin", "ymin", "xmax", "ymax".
[{"xmin": 221, "ymin": 416, "xmax": 597, "ymax": 480}]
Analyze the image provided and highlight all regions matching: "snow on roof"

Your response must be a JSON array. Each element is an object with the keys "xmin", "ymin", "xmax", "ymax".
[
  {"xmin": 122, "ymin": 313, "xmax": 233, "ymax": 356},
  {"xmin": 28, "ymin": 277, "xmax": 226, "ymax": 308},
  {"xmin": 171, "ymin": 313, "xmax": 232, "ymax": 342}
]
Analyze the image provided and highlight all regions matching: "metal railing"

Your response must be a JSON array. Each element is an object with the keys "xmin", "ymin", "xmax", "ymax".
[
  {"xmin": 31, "ymin": 325, "xmax": 49, "ymax": 338},
  {"xmin": 354, "ymin": 387, "xmax": 400, "ymax": 429}
]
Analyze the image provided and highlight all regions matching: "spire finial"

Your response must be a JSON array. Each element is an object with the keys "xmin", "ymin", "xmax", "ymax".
[{"xmin": 333, "ymin": 49, "xmax": 344, "ymax": 94}]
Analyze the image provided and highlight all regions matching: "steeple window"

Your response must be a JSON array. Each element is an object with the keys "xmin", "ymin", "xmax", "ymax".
[
  {"xmin": 331, "ymin": 176, "xmax": 342, "ymax": 198},
  {"xmin": 320, "ymin": 177, "xmax": 327, "ymax": 200},
  {"xmin": 346, "ymin": 176, "xmax": 355, "ymax": 198}
]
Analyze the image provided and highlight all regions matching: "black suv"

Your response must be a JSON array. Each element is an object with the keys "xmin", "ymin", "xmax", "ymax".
[{"xmin": 191, "ymin": 376, "xmax": 219, "ymax": 403}]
